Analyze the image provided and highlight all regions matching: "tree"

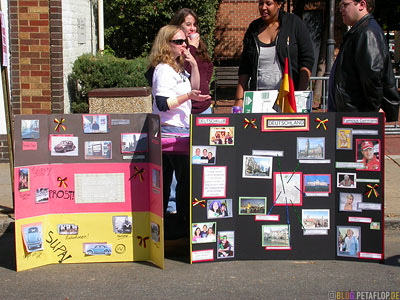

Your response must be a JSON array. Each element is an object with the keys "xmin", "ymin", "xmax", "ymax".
[{"xmin": 104, "ymin": 0, "xmax": 221, "ymax": 59}]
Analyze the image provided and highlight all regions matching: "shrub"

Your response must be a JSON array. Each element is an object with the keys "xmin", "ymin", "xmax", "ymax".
[{"xmin": 69, "ymin": 53, "xmax": 149, "ymax": 113}]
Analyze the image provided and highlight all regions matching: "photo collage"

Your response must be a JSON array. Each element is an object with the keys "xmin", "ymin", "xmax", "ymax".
[{"xmin": 190, "ymin": 113, "xmax": 384, "ymax": 262}]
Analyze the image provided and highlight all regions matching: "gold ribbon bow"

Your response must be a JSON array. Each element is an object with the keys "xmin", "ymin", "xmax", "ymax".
[
  {"xmin": 244, "ymin": 118, "xmax": 257, "ymax": 129},
  {"xmin": 365, "ymin": 184, "xmax": 379, "ymax": 198},
  {"xmin": 131, "ymin": 166, "xmax": 145, "ymax": 182},
  {"xmin": 54, "ymin": 118, "xmax": 66, "ymax": 132},
  {"xmin": 192, "ymin": 198, "xmax": 206, "ymax": 208},
  {"xmin": 315, "ymin": 118, "xmax": 328, "ymax": 130},
  {"xmin": 57, "ymin": 176, "xmax": 68, "ymax": 188},
  {"xmin": 137, "ymin": 236, "xmax": 149, "ymax": 248}
]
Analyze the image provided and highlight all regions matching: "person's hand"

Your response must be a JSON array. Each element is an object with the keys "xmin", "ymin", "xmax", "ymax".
[
  {"xmin": 182, "ymin": 48, "xmax": 197, "ymax": 67},
  {"xmin": 188, "ymin": 90, "xmax": 211, "ymax": 102},
  {"xmin": 188, "ymin": 33, "xmax": 200, "ymax": 48}
]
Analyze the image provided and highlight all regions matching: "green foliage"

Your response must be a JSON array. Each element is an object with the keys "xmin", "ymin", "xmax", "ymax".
[
  {"xmin": 69, "ymin": 53, "xmax": 149, "ymax": 113},
  {"xmin": 104, "ymin": 0, "xmax": 221, "ymax": 59}
]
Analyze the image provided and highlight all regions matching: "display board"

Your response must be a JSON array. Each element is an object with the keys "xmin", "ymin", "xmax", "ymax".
[
  {"xmin": 14, "ymin": 114, "xmax": 164, "ymax": 271},
  {"xmin": 190, "ymin": 113, "xmax": 384, "ymax": 262}
]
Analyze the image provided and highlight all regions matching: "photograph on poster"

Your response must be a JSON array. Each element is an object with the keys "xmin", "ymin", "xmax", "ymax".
[
  {"xmin": 339, "ymin": 192, "xmax": 363, "ymax": 212},
  {"xmin": 152, "ymin": 168, "xmax": 160, "ymax": 189},
  {"xmin": 303, "ymin": 174, "xmax": 331, "ymax": 193},
  {"xmin": 302, "ymin": 209, "xmax": 330, "ymax": 230},
  {"xmin": 336, "ymin": 128, "xmax": 353, "ymax": 150},
  {"xmin": 207, "ymin": 199, "xmax": 232, "ymax": 219},
  {"xmin": 58, "ymin": 224, "xmax": 79, "ymax": 235},
  {"xmin": 83, "ymin": 243, "xmax": 112, "ymax": 256},
  {"xmin": 356, "ymin": 139, "xmax": 380, "ymax": 171},
  {"xmin": 150, "ymin": 117, "xmax": 160, "ymax": 138},
  {"xmin": 22, "ymin": 223, "xmax": 43, "ymax": 252},
  {"xmin": 209, "ymin": 127, "xmax": 234, "ymax": 145},
  {"xmin": 121, "ymin": 133, "xmax": 148, "ymax": 153},
  {"xmin": 337, "ymin": 172, "xmax": 356, "ymax": 188},
  {"xmin": 84, "ymin": 141, "xmax": 112, "ymax": 159},
  {"xmin": 217, "ymin": 231, "xmax": 234, "ymax": 259},
  {"xmin": 337, "ymin": 226, "xmax": 361, "ymax": 258},
  {"xmin": 274, "ymin": 172, "xmax": 302, "ymax": 206},
  {"xmin": 35, "ymin": 188, "xmax": 49, "ymax": 203},
  {"xmin": 242, "ymin": 155, "xmax": 273, "ymax": 179},
  {"xmin": 21, "ymin": 119, "xmax": 40, "ymax": 139},
  {"xmin": 192, "ymin": 146, "xmax": 217, "ymax": 165},
  {"xmin": 50, "ymin": 136, "xmax": 78, "ymax": 156},
  {"xmin": 151, "ymin": 222, "xmax": 160, "ymax": 242},
  {"xmin": 297, "ymin": 137, "xmax": 325, "ymax": 159},
  {"xmin": 192, "ymin": 222, "xmax": 216, "ymax": 244},
  {"xmin": 82, "ymin": 114, "xmax": 109, "ymax": 133},
  {"xmin": 239, "ymin": 197, "xmax": 266, "ymax": 215},
  {"xmin": 262, "ymin": 225, "xmax": 290, "ymax": 247},
  {"xmin": 112, "ymin": 216, "xmax": 132, "ymax": 234},
  {"xmin": 18, "ymin": 168, "xmax": 29, "ymax": 192},
  {"xmin": 370, "ymin": 222, "xmax": 380, "ymax": 230}
]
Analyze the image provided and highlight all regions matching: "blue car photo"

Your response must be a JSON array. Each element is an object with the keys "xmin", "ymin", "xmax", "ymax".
[
  {"xmin": 85, "ymin": 244, "xmax": 112, "ymax": 256},
  {"xmin": 25, "ymin": 226, "xmax": 42, "ymax": 251}
]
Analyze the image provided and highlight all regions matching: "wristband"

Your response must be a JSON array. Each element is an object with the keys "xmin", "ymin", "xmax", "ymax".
[{"xmin": 167, "ymin": 96, "xmax": 180, "ymax": 109}]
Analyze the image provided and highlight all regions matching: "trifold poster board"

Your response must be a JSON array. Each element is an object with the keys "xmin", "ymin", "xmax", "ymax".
[
  {"xmin": 14, "ymin": 114, "xmax": 164, "ymax": 271},
  {"xmin": 190, "ymin": 113, "xmax": 384, "ymax": 263},
  {"xmin": 243, "ymin": 90, "xmax": 313, "ymax": 113}
]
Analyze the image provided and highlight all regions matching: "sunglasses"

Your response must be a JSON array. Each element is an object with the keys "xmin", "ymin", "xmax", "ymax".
[{"xmin": 170, "ymin": 39, "xmax": 186, "ymax": 45}]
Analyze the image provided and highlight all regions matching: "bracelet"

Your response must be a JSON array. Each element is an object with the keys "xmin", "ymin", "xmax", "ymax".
[{"xmin": 236, "ymin": 97, "xmax": 243, "ymax": 100}]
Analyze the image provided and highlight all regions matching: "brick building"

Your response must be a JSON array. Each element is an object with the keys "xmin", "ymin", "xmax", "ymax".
[{"xmin": 0, "ymin": 0, "xmax": 97, "ymax": 161}]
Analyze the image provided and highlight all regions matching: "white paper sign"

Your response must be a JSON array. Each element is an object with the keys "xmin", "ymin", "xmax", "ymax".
[
  {"xmin": 202, "ymin": 166, "xmax": 227, "ymax": 198},
  {"xmin": 192, "ymin": 249, "xmax": 214, "ymax": 262},
  {"xmin": 357, "ymin": 202, "xmax": 382, "ymax": 211},
  {"xmin": 75, "ymin": 173, "xmax": 125, "ymax": 203}
]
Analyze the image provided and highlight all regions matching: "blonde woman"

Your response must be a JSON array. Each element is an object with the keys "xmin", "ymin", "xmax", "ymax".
[{"xmin": 149, "ymin": 25, "xmax": 210, "ymax": 238}]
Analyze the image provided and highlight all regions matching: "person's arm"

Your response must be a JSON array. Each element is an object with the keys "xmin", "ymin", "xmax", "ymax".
[
  {"xmin": 235, "ymin": 74, "xmax": 249, "ymax": 107},
  {"xmin": 183, "ymin": 48, "xmax": 200, "ymax": 90},
  {"xmin": 296, "ymin": 17, "xmax": 315, "ymax": 90}
]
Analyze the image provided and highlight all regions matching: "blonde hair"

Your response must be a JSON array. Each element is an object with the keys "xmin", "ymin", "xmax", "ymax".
[{"xmin": 149, "ymin": 25, "xmax": 184, "ymax": 73}]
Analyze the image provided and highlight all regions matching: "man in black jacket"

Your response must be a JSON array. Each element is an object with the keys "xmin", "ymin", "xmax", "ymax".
[{"xmin": 328, "ymin": 0, "xmax": 400, "ymax": 122}]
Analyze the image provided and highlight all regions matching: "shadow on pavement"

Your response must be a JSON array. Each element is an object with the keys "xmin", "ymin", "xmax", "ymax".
[
  {"xmin": 384, "ymin": 255, "xmax": 400, "ymax": 267},
  {"xmin": 0, "ymin": 224, "xmax": 16, "ymax": 271}
]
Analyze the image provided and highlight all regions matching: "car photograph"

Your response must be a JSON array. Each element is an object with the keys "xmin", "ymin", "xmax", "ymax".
[
  {"xmin": 85, "ymin": 244, "xmax": 112, "ymax": 256},
  {"xmin": 54, "ymin": 140, "xmax": 76, "ymax": 153},
  {"xmin": 26, "ymin": 226, "xmax": 42, "ymax": 251}
]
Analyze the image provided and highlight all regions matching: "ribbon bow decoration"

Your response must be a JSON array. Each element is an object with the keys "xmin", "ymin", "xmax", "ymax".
[
  {"xmin": 137, "ymin": 236, "xmax": 149, "ymax": 248},
  {"xmin": 57, "ymin": 177, "xmax": 68, "ymax": 188},
  {"xmin": 192, "ymin": 198, "xmax": 206, "ymax": 208},
  {"xmin": 365, "ymin": 184, "xmax": 379, "ymax": 198},
  {"xmin": 244, "ymin": 118, "xmax": 257, "ymax": 129},
  {"xmin": 130, "ymin": 166, "xmax": 145, "ymax": 182},
  {"xmin": 315, "ymin": 118, "xmax": 328, "ymax": 131},
  {"xmin": 54, "ymin": 118, "xmax": 66, "ymax": 132}
]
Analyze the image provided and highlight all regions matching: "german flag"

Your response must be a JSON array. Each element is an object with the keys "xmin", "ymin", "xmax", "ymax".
[{"xmin": 273, "ymin": 37, "xmax": 296, "ymax": 113}]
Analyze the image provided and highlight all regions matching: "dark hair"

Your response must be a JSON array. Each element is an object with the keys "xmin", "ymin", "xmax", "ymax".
[
  {"xmin": 170, "ymin": 8, "xmax": 212, "ymax": 63},
  {"xmin": 354, "ymin": 0, "xmax": 374, "ymax": 13}
]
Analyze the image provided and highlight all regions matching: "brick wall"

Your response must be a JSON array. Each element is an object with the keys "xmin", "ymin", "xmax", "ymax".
[{"xmin": 214, "ymin": 0, "xmax": 260, "ymax": 64}]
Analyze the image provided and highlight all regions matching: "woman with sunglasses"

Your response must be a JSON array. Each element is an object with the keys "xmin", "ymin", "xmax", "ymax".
[
  {"xmin": 170, "ymin": 8, "xmax": 214, "ymax": 114},
  {"xmin": 149, "ymin": 25, "xmax": 210, "ymax": 239}
]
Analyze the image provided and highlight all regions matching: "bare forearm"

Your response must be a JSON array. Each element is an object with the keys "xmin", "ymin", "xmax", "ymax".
[{"xmin": 235, "ymin": 74, "xmax": 249, "ymax": 107}]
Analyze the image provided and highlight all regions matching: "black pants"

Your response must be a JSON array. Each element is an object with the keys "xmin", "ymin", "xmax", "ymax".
[{"xmin": 162, "ymin": 153, "xmax": 190, "ymax": 239}]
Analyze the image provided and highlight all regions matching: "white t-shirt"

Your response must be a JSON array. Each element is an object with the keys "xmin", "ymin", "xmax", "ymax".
[{"xmin": 152, "ymin": 63, "xmax": 192, "ymax": 128}]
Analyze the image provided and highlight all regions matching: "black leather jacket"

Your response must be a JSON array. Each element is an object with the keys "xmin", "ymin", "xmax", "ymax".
[{"xmin": 330, "ymin": 14, "xmax": 400, "ymax": 122}]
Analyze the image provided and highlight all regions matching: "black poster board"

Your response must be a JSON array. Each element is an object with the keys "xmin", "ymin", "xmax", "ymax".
[{"xmin": 190, "ymin": 113, "xmax": 384, "ymax": 263}]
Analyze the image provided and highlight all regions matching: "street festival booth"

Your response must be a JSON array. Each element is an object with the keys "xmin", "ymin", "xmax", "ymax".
[
  {"xmin": 14, "ymin": 113, "xmax": 164, "ymax": 271},
  {"xmin": 190, "ymin": 96, "xmax": 384, "ymax": 262}
]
